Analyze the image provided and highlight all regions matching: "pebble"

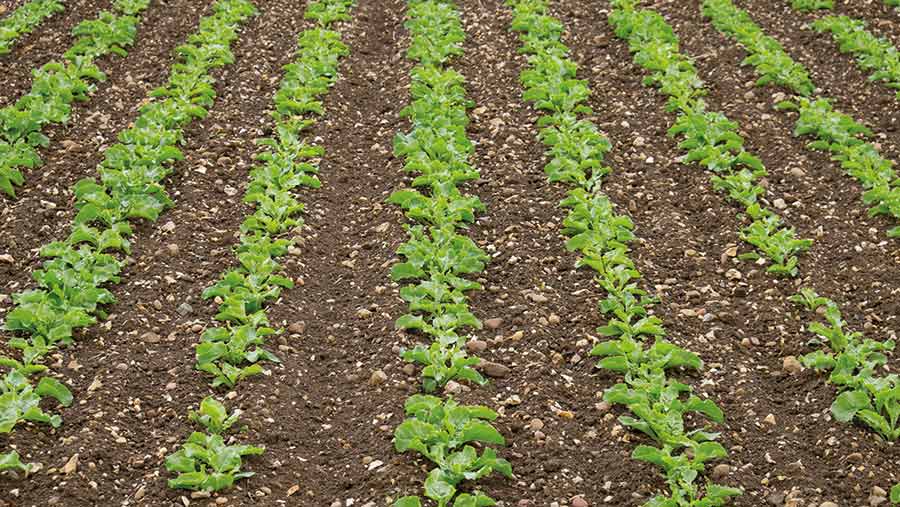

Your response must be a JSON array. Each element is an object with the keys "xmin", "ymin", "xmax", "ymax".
[
  {"xmin": 0, "ymin": 254, "xmax": 14, "ymax": 264},
  {"xmin": 288, "ymin": 321, "xmax": 306, "ymax": 334},
  {"xmin": 161, "ymin": 221, "xmax": 176, "ymax": 233},
  {"xmin": 572, "ymin": 497, "xmax": 588, "ymax": 507},
  {"xmin": 482, "ymin": 361, "xmax": 510, "ymax": 378},
  {"xmin": 773, "ymin": 198, "xmax": 787, "ymax": 209},
  {"xmin": 846, "ymin": 452, "xmax": 863, "ymax": 463},
  {"xmin": 819, "ymin": 502, "xmax": 838, "ymax": 507},
  {"xmin": 62, "ymin": 454, "xmax": 78, "ymax": 475},
  {"xmin": 177, "ymin": 303, "xmax": 193, "ymax": 316},
  {"xmin": 711, "ymin": 464, "xmax": 731, "ymax": 480},
  {"xmin": 466, "ymin": 339, "xmax": 487, "ymax": 353},
  {"xmin": 369, "ymin": 370, "xmax": 387, "ymax": 385},
  {"xmin": 141, "ymin": 332, "xmax": 161, "ymax": 343},
  {"xmin": 790, "ymin": 167, "xmax": 805, "ymax": 178},
  {"xmin": 764, "ymin": 413, "xmax": 776, "ymax": 425},
  {"xmin": 725, "ymin": 269, "xmax": 742, "ymax": 280},
  {"xmin": 782, "ymin": 356, "xmax": 802, "ymax": 374},
  {"xmin": 527, "ymin": 293, "xmax": 549, "ymax": 303},
  {"xmin": 484, "ymin": 317, "xmax": 503, "ymax": 329}
]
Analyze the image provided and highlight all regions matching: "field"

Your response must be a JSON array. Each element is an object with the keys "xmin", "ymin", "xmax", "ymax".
[{"xmin": 1, "ymin": 0, "xmax": 900, "ymax": 506}]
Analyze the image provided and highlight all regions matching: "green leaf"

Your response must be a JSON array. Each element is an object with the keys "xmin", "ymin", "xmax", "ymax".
[{"xmin": 831, "ymin": 390, "xmax": 872, "ymax": 422}]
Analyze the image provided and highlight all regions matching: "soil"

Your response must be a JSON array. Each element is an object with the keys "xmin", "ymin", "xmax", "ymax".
[{"xmin": 1, "ymin": 0, "xmax": 899, "ymax": 506}]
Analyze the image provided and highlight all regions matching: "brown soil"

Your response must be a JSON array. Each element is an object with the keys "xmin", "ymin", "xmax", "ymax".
[
  {"xmin": 0, "ymin": 0, "xmax": 112, "ymax": 106},
  {"xmin": 1, "ymin": 0, "xmax": 900, "ymax": 506}
]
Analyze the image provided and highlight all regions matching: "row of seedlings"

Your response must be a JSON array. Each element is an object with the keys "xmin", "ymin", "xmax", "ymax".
[
  {"xmin": 678, "ymin": 1, "xmax": 900, "ymax": 497},
  {"xmin": 702, "ymin": 0, "xmax": 900, "ymax": 238},
  {"xmin": 506, "ymin": 0, "xmax": 742, "ymax": 504},
  {"xmin": 0, "ymin": 0, "xmax": 256, "ymax": 474},
  {"xmin": 165, "ymin": 0, "xmax": 356, "ymax": 492},
  {"xmin": 809, "ymin": 15, "xmax": 900, "ymax": 101},
  {"xmin": 790, "ymin": 290, "xmax": 900, "ymax": 503},
  {"xmin": 609, "ymin": 0, "xmax": 813, "ymax": 277},
  {"xmin": 388, "ymin": 0, "xmax": 512, "ymax": 505},
  {"xmin": 0, "ymin": 0, "xmax": 64, "ymax": 55},
  {"xmin": 0, "ymin": 0, "xmax": 151, "ymax": 198}
]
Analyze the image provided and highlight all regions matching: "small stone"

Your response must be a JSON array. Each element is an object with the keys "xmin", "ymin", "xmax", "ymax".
[
  {"xmin": 134, "ymin": 486, "xmax": 146, "ymax": 500},
  {"xmin": 62, "ymin": 454, "xmax": 78, "ymax": 475},
  {"xmin": 216, "ymin": 498, "xmax": 228, "ymax": 505},
  {"xmin": 846, "ymin": 452, "xmax": 864, "ymax": 463},
  {"xmin": 725, "ymin": 269, "xmax": 742, "ymax": 280},
  {"xmin": 167, "ymin": 244, "xmax": 179, "ymax": 255},
  {"xmin": 288, "ymin": 321, "xmax": 306, "ymax": 334},
  {"xmin": 0, "ymin": 254, "xmax": 14, "ymax": 264},
  {"xmin": 161, "ymin": 221, "xmax": 176, "ymax": 233},
  {"xmin": 444, "ymin": 380, "xmax": 462, "ymax": 394},
  {"xmin": 547, "ymin": 314, "xmax": 560, "ymax": 324},
  {"xmin": 176, "ymin": 303, "xmax": 193, "ymax": 316},
  {"xmin": 356, "ymin": 309, "xmax": 372, "ymax": 319},
  {"xmin": 402, "ymin": 364, "xmax": 415, "ymax": 376},
  {"xmin": 484, "ymin": 318, "xmax": 503, "ymax": 329},
  {"xmin": 286, "ymin": 485, "xmax": 300, "ymax": 497},
  {"xmin": 819, "ymin": 502, "xmax": 838, "ymax": 507},
  {"xmin": 527, "ymin": 293, "xmax": 549, "ymax": 303},
  {"xmin": 711, "ymin": 464, "xmax": 731, "ymax": 480},
  {"xmin": 773, "ymin": 198, "xmax": 787, "ymax": 209},
  {"xmin": 764, "ymin": 413, "xmax": 776, "ymax": 425},
  {"xmin": 790, "ymin": 167, "xmax": 805, "ymax": 178},
  {"xmin": 482, "ymin": 362, "xmax": 509, "ymax": 378},
  {"xmin": 782, "ymin": 356, "xmax": 802, "ymax": 375},
  {"xmin": 507, "ymin": 330, "xmax": 524, "ymax": 342},
  {"xmin": 529, "ymin": 418, "xmax": 544, "ymax": 431},
  {"xmin": 466, "ymin": 339, "xmax": 487, "ymax": 353},
  {"xmin": 572, "ymin": 497, "xmax": 588, "ymax": 507},
  {"xmin": 141, "ymin": 332, "xmax": 161, "ymax": 343},
  {"xmin": 369, "ymin": 370, "xmax": 387, "ymax": 385}
]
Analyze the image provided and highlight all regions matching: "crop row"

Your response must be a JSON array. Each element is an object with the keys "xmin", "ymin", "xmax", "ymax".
[
  {"xmin": 613, "ymin": 0, "xmax": 812, "ymax": 278},
  {"xmin": 166, "ymin": 0, "xmax": 356, "ymax": 492},
  {"xmin": 0, "ymin": 0, "xmax": 63, "ymax": 55},
  {"xmin": 508, "ymin": 0, "xmax": 742, "ymax": 504},
  {"xmin": 811, "ymin": 15, "xmax": 900, "ymax": 101},
  {"xmin": 388, "ymin": 0, "xmax": 512, "ymax": 505},
  {"xmin": 0, "ymin": 0, "xmax": 256, "ymax": 473},
  {"xmin": 691, "ymin": 0, "xmax": 900, "ymax": 499},
  {"xmin": 0, "ymin": 0, "xmax": 151, "ymax": 198},
  {"xmin": 703, "ymin": 0, "xmax": 900, "ymax": 238}
]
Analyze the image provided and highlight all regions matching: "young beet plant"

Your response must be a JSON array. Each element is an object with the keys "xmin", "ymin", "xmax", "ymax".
[
  {"xmin": 702, "ymin": 0, "xmax": 900, "ymax": 238},
  {"xmin": 165, "ymin": 397, "xmax": 264, "ymax": 491},
  {"xmin": 393, "ymin": 396, "xmax": 512, "ymax": 507}
]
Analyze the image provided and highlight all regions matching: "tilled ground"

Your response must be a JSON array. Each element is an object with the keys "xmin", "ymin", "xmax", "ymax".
[{"xmin": 1, "ymin": 0, "xmax": 900, "ymax": 506}]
